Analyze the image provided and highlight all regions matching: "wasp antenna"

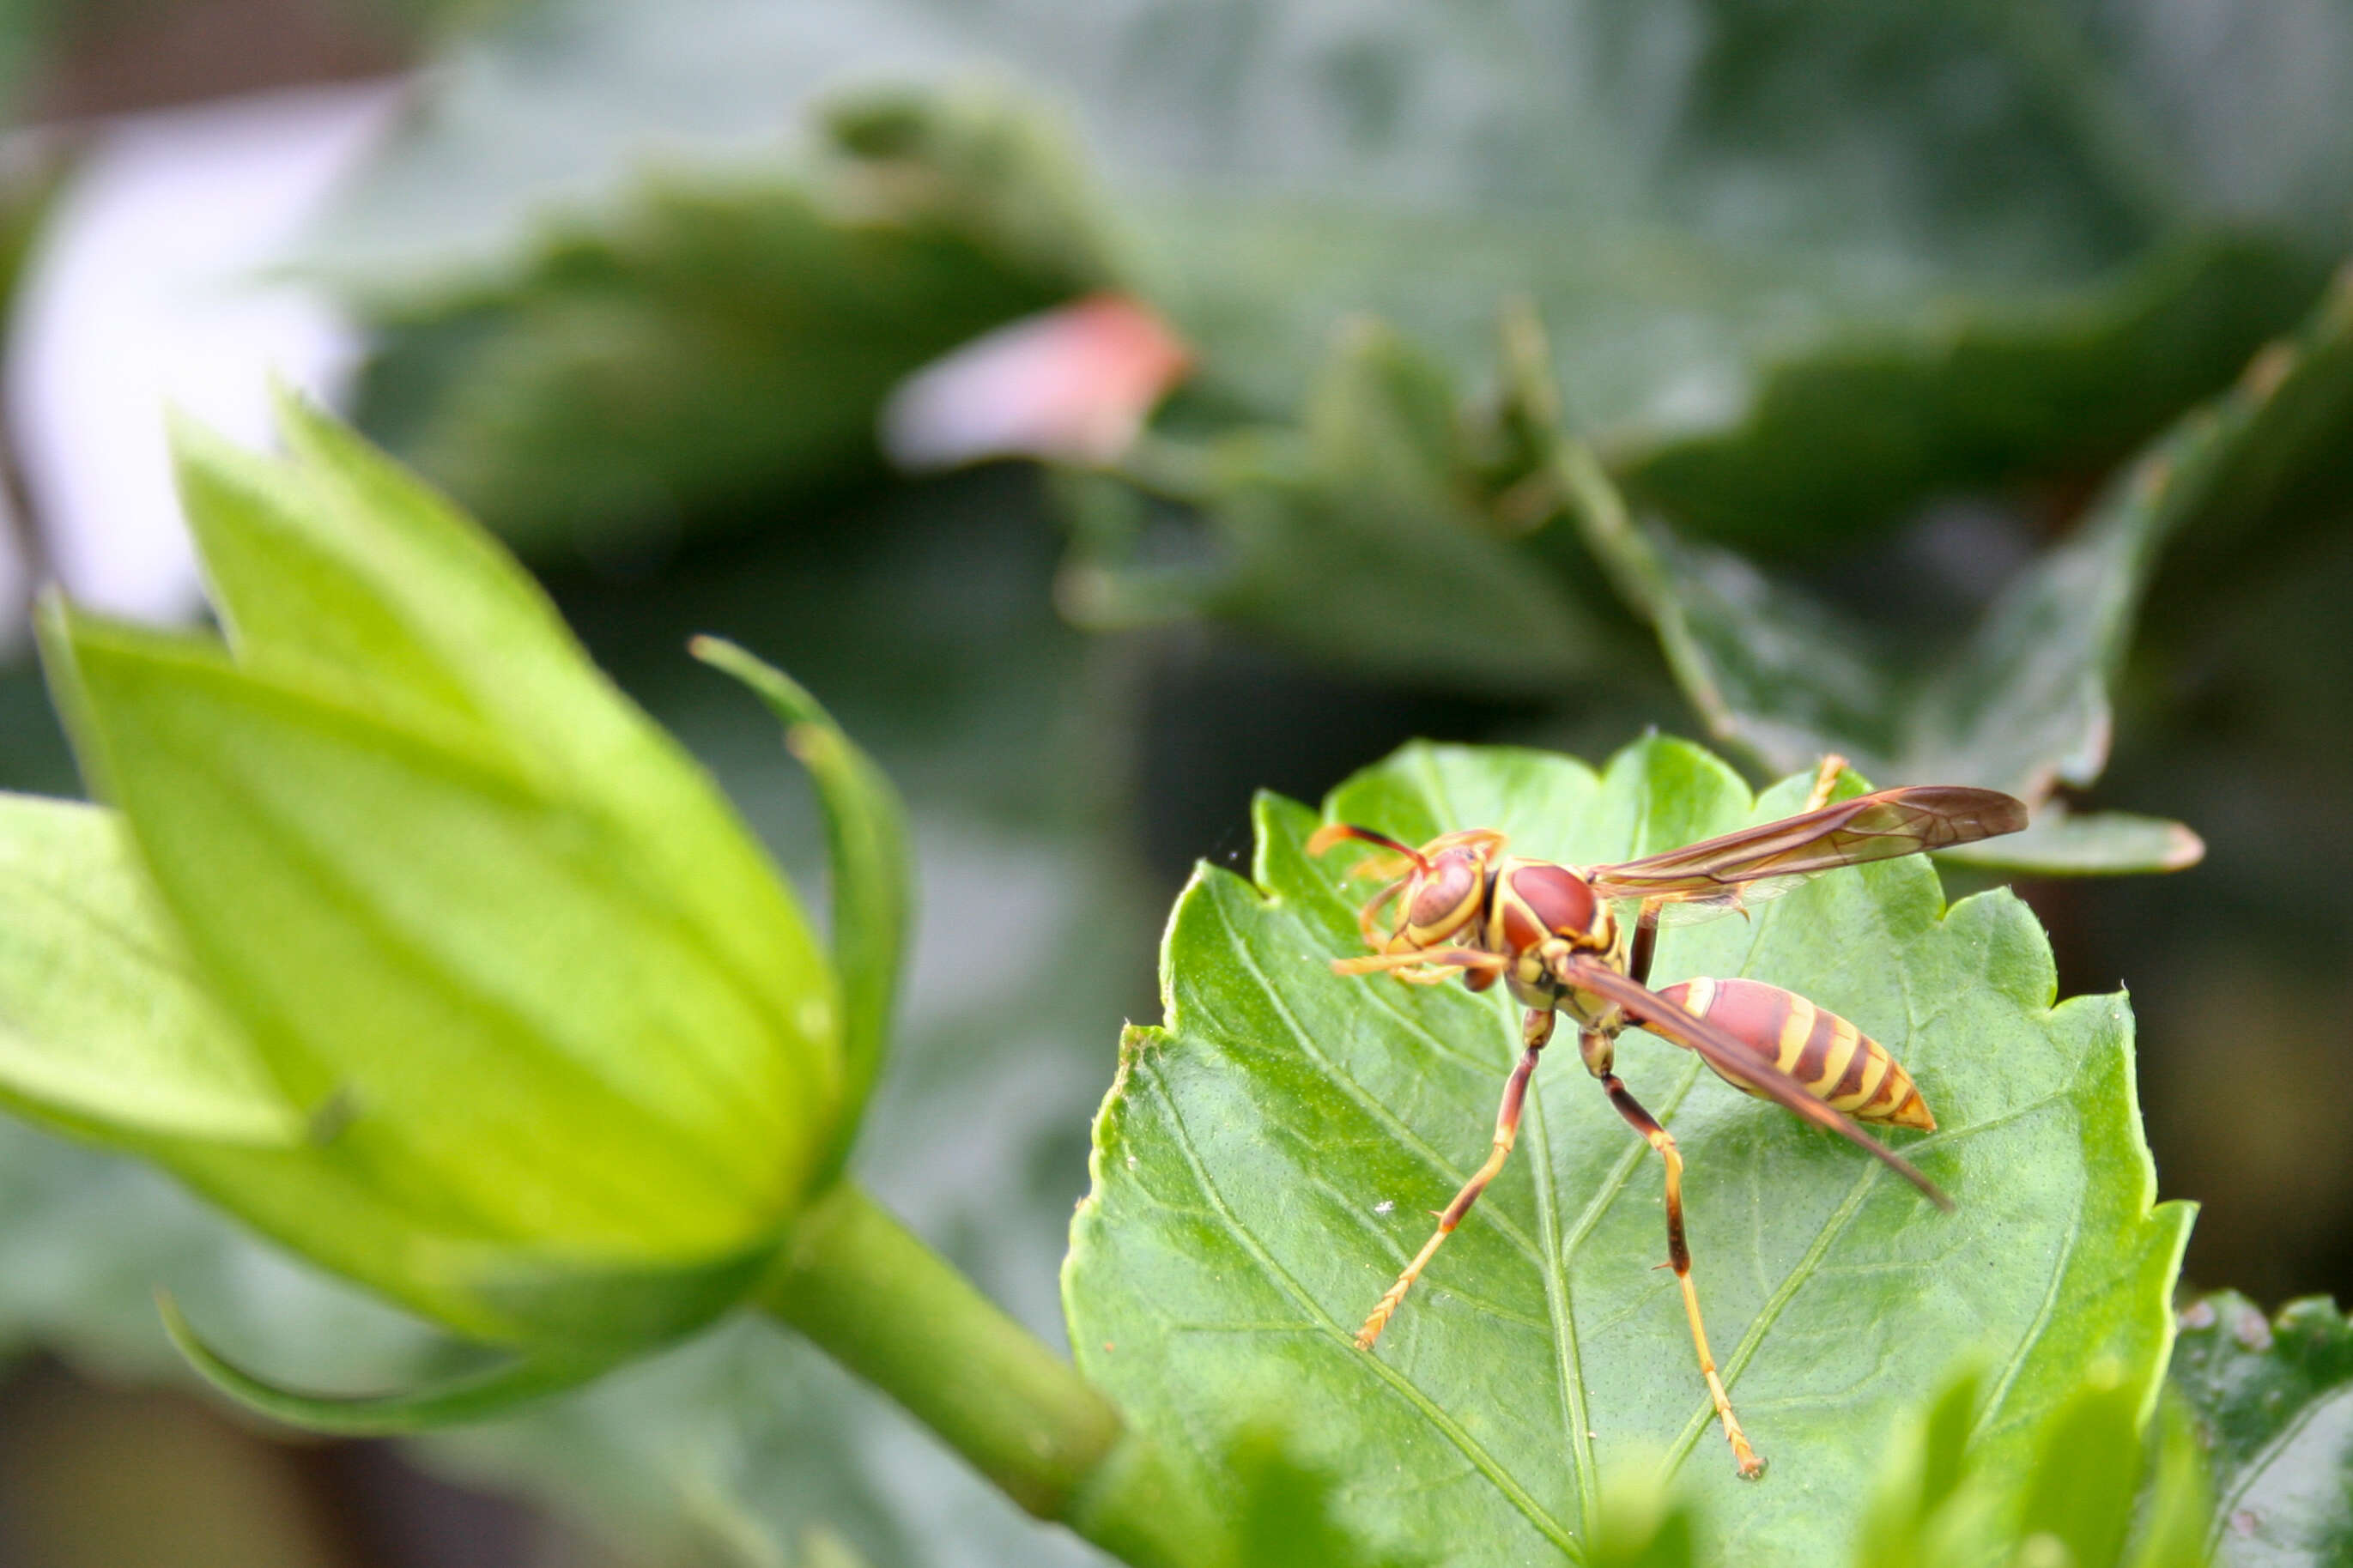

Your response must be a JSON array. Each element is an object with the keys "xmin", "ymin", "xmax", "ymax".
[{"xmin": 1307, "ymin": 822, "xmax": 1429, "ymax": 871}]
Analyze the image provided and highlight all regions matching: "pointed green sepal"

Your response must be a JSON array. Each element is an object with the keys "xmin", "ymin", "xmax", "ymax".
[
  {"xmin": 158, "ymin": 1290, "xmax": 624, "ymax": 1436},
  {"xmin": 0, "ymin": 792, "xmax": 302, "ymax": 1145},
  {"xmin": 692, "ymin": 637, "xmax": 909, "ymax": 1170}
]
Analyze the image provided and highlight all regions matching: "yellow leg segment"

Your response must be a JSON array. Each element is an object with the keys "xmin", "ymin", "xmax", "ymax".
[
  {"xmin": 1804, "ymin": 753, "xmax": 1850, "ymax": 813},
  {"xmin": 1603, "ymin": 1072, "xmax": 1765, "ymax": 1480},
  {"xmin": 1357, "ymin": 1010, "xmax": 1553, "ymax": 1350},
  {"xmin": 1331, "ymin": 947, "xmax": 1507, "ymax": 985}
]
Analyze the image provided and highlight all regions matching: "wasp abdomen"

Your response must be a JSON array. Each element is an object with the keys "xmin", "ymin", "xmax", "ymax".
[{"xmin": 1654, "ymin": 978, "xmax": 1933, "ymax": 1130}]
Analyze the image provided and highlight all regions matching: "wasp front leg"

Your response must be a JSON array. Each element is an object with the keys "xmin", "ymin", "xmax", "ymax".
[
  {"xmin": 1357, "ymin": 1008, "xmax": 1555, "ymax": 1350},
  {"xmin": 1595, "ymin": 1038, "xmax": 1763, "ymax": 1479},
  {"xmin": 1331, "ymin": 947, "xmax": 1507, "ymax": 988}
]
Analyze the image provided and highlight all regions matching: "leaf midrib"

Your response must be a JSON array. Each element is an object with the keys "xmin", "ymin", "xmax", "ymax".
[
  {"xmin": 1409, "ymin": 750, "xmax": 1609, "ymax": 1541},
  {"xmin": 1415, "ymin": 748, "xmax": 1804, "ymax": 1524}
]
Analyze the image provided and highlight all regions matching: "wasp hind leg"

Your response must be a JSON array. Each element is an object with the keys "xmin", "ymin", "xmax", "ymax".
[
  {"xmin": 1356, "ymin": 1008, "xmax": 1555, "ymax": 1350},
  {"xmin": 1599, "ymin": 1062, "xmax": 1764, "ymax": 1479},
  {"xmin": 1628, "ymin": 896, "xmax": 1668, "ymax": 986}
]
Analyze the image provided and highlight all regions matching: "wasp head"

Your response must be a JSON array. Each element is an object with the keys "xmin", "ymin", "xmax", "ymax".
[{"xmin": 1307, "ymin": 823, "xmax": 1504, "ymax": 955}]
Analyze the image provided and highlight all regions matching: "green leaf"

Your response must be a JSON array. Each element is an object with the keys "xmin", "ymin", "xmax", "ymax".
[
  {"xmin": 2129, "ymin": 1399, "xmax": 2213, "ymax": 1568},
  {"xmin": 800, "ymin": 1528, "xmax": 881, "ymax": 1568},
  {"xmin": 689, "ymin": 638, "xmax": 912, "ymax": 1174},
  {"xmin": 1064, "ymin": 737, "xmax": 2191, "ymax": 1566},
  {"xmin": 1542, "ymin": 269, "xmax": 2353, "ymax": 823},
  {"xmin": 170, "ymin": 409, "xmax": 492, "ymax": 730},
  {"xmin": 1853, "ymin": 1367, "xmax": 1994, "ymax": 1568},
  {"xmin": 0, "ymin": 461, "xmax": 1148, "ymax": 1564},
  {"xmin": 17, "ymin": 400, "xmax": 852, "ymax": 1356},
  {"xmin": 1586, "ymin": 1466, "xmax": 1701, "ymax": 1568},
  {"xmin": 397, "ymin": 467, "xmax": 1162, "ymax": 1565},
  {"xmin": 1616, "ymin": 236, "xmax": 2326, "ymax": 554},
  {"xmin": 0, "ymin": 794, "xmax": 299, "ymax": 1145},
  {"xmin": 1062, "ymin": 321, "xmax": 1608, "ymax": 694},
  {"xmin": 2169, "ymin": 1292, "xmax": 2353, "ymax": 1567}
]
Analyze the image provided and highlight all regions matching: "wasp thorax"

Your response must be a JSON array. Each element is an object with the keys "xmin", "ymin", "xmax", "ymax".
[{"xmin": 1493, "ymin": 861, "xmax": 1603, "ymax": 950}]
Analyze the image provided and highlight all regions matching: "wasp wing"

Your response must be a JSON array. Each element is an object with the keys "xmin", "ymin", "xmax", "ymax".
[
  {"xmin": 1555, "ymin": 954, "xmax": 1953, "ymax": 1210},
  {"xmin": 1638, "ymin": 874, "xmax": 1812, "ymax": 929},
  {"xmin": 1583, "ymin": 785, "xmax": 2027, "ymax": 910}
]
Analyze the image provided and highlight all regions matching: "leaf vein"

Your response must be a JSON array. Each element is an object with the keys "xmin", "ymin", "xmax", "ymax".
[
  {"xmin": 1140, "ymin": 1052, "xmax": 1584, "ymax": 1559},
  {"xmin": 1971, "ymin": 1186, "xmax": 2086, "ymax": 1443},
  {"xmin": 1208, "ymin": 891, "xmax": 1546, "ymax": 1269},
  {"xmin": 1663, "ymin": 1154, "xmax": 1884, "ymax": 1473}
]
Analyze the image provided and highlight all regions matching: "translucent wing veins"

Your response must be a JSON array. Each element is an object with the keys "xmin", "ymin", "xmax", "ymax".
[{"xmin": 1583, "ymin": 785, "xmax": 2027, "ymax": 905}]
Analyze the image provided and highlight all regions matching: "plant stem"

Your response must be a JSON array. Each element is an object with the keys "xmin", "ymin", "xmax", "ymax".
[{"xmin": 756, "ymin": 1182, "xmax": 1211, "ymax": 1568}]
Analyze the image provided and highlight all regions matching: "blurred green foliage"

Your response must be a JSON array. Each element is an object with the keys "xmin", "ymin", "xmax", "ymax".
[
  {"xmin": 1850, "ymin": 1365, "xmax": 2212, "ymax": 1568},
  {"xmin": 352, "ymin": 85, "xmax": 1119, "ymax": 552},
  {"xmin": 0, "ymin": 0, "xmax": 2349, "ymax": 1564},
  {"xmin": 312, "ymin": 0, "xmax": 2353, "ymax": 555},
  {"xmin": 294, "ymin": 0, "xmax": 2353, "ymax": 869}
]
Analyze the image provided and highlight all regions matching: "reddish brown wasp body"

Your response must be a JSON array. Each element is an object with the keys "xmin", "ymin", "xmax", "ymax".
[{"xmin": 1307, "ymin": 758, "xmax": 2026, "ymax": 1479}]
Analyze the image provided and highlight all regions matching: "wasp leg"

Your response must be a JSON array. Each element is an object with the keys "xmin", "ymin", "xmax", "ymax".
[
  {"xmin": 1600, "ymin": 1069, "xmax": 1764, "ymax": 1480},
  {"xmin": 1355, "ymin": 876, "xmax": 1410, "ymax": 950},
  {"xmin": 1357, "ymin": 1008, "xmax": 1555, "ymax": 1351},
  {"xmin": 1803, "ymin": 754, "xmax": 1850, "ymax": 814},
  {"xmin": 1331, "ymin": 947, "xmax": 1507, "ymax": 984},
  {"xmin": 1628, "ymin": 896, "xmax": 1668, "ymax": 987}
]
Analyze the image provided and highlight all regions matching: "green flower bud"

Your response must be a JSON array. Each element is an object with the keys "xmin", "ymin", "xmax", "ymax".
[{"xmin": 8, "ymin": 396, "xmax": 852, "ymax": 1370}]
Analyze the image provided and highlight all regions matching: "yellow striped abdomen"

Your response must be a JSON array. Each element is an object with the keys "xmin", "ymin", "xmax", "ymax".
[{"xmin": 1653, "ymin": 977, "xmax": 1933, "ymax": 1130}]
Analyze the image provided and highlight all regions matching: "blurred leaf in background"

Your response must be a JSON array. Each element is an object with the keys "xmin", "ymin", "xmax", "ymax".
[
  {"xmin": 351, "ymin": 82, "xmax": 1123, "ymax": 554},
  {"xmin": 1546, "ymin": 269, "xmax": 2353, "ymax": 807},
  {"xmin": 1059, "ymin": 319, "xmax": 1611, "ymax": 698},
  {"xmin": 270, "ymin": 0, "xmax": 2353, "ymax": 892},
  {"xmin": 287, "ymin": 0, "xmax": 2353, "ymax": 874},
  {"xmin": 312, "ymin": 0, "xmax": 2353, "ymax": 554},
  {"xmin": 2171, "ymin": 1293, "xmax": 2353, "ymax": 1568}
]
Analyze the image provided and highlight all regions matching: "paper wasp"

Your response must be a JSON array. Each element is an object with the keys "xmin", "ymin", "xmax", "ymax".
[{"xmin": 1307, "ymin": 758, "xmax": 2026, "ymax": 1478}]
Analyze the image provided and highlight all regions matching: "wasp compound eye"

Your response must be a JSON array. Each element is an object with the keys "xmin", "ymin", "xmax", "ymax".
[{"xmin": 1405, "ymin": 854, "xmax": 1481, "ymax": 934}]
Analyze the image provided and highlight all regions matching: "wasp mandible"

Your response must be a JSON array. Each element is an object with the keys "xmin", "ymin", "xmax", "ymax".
[{"xmin": 1307, "ymin": 757, "xmax": 2027, "ymax": 1479}]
